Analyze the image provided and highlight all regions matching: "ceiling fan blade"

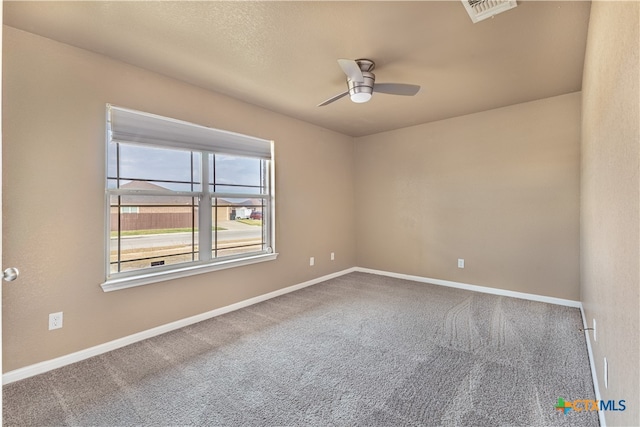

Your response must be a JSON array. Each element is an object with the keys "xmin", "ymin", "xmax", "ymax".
[
  {"xmin": 337, "ymin": 59, "xmax": 364, "ymax": 83},
  {"xmin": 317, "ymin": 90, "xmax": 349, "ymax": 107},
  {"xmin": 374, "ymin": 83, "xmax": 421, "ymax": 96}
]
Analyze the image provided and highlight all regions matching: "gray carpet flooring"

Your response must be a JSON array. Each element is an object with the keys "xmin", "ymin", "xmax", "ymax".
[{"xmin": 3, "ymin": 272, "xmax": 598, "ymax": 426}]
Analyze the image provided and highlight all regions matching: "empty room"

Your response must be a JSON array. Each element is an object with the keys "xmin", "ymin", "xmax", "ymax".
[{"xmin": 1, "ymin": 1, "xmax": 638, "ymax": 426}]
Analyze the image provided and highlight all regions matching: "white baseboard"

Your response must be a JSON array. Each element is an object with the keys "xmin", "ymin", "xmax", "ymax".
[
  {"xmin": 580, "ymin": 305, "xmax": 606, "ymax": 427},
  {"xmin": 3, "ymin": 266, "xmax": 587, "ymax": 386},
  {"xmin": 2, "ymin": 267, "xmax": 357, "ymax": 385},
  {"xmin": 355, "ymin": 267, "xmax": 582, "ymax": 307}
]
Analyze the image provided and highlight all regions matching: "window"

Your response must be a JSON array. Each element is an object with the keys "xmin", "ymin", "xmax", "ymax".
[
  {"xmin": 103, "ymin": 105, "xmax": 276, "ymax": 291},
  {"xmin": 120, "ymin": 206, "xmax": 139, "ymax": 214}
]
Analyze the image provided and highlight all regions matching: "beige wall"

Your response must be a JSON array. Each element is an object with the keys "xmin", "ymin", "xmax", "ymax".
[
  {"xmin": 2, "ymin": 27, "xmax": 356, "ymax": 372},
  {"xmin": 4, "ymin": 12, "xmax": 638, "ymax": 422},
  {"xmin": 355, "ymin": 93, "xmax": 581, "ymax": 300},
  {"xmin": 581, "ymin": 2, "xmax": 639, "ymax": 426}
]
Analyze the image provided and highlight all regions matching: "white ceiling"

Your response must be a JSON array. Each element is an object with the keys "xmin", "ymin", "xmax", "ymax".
[{"xmin": 4, "ymin": 1, "xmax": 591, "ymax": 137}]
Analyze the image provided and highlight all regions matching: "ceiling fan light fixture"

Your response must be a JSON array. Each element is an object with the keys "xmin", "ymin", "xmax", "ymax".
[
  {"xmin": 350, "ymin": 92, "xmax": 372, "ymax": 103},
  {"xmin": 347, "ymin": 70, "xmax": 375, "ymax": 104}
]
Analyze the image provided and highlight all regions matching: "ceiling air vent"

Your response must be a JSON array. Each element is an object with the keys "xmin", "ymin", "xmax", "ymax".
[{"xmin": 462, "ymin": 0, "xmax": 517, "ymax": 23}]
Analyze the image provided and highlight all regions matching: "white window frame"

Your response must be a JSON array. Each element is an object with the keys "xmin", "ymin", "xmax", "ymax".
[{"xmin": 102, "ymin": 105, "xmax": 277, "ymax": 292}]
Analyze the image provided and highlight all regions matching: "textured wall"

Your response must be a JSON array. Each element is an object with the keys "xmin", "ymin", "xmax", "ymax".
[
  {"xmin": 2, "ymin": 27, "xmax": 356, "ymax": 372},
  {"xmin": 355, "ymin": 93, "xmax": 581, "ymax": 300},
  {"xmin": 581, "ymin": 2, "xmax": 640, "ymax": 426}
]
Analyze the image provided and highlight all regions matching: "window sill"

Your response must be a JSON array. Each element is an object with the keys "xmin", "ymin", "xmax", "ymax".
[{"xmin": 101, "ymin": 252, "xmax": 279, "ymax": 292}]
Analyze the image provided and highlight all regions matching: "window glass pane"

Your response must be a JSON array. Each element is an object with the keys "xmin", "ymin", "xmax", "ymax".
[
  {"xmin": 212, "ymin": 154, "xmax": 263, "ymax": 191},
  {"xmin": 116, "ymin": 144, "xmax": 201, "ymax": 191},
  {"xmin": 110, "ymin": 195, "xmax": 198, "ymax": 274},
  {"xmin": 211, "ymin": 197, "xmax": 265, "ymax": 259},
  {"xmin": 216, "ymin": 244, "xmax": 264, "ymax": 258}
]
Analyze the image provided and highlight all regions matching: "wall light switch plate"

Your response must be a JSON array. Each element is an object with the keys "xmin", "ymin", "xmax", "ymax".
[{"xmin": 310, "ymin": 257, "xmax": 315, "ymax": 266}]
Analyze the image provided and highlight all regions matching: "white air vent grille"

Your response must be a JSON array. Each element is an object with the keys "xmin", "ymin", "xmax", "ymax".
[{"xmin": 462, "ymin": 0, "xmax": 517, "ymax": 23}]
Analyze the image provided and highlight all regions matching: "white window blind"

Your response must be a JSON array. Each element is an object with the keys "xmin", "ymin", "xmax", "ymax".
[{"xmin": 108, "ymin": 105, "xmax": 272, "ymax": 159}]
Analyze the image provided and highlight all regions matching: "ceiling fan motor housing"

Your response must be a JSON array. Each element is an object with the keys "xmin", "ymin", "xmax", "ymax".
[
  {"xmin": 348, "ymin": 71, "xmax": 375, "ymax": 103},
  {"xmin": 355, "ymin": 58, "xmax": 375, "ymax": 72}
]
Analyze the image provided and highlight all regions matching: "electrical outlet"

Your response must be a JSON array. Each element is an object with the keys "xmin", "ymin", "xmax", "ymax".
[
  {"xmin": 309, "ymin": 257, "xmax": 315, "ymax": 266},
  {"xmin": 331, "ymin": 252, "xmax": 335, "ymax": 261},
  {"xmin": 49, "ymin": 312, "xmax": 63, "ymax": 330},
  {"xmin": 458, "ymin": 259, "xmax": 465, "ymax": 268}
]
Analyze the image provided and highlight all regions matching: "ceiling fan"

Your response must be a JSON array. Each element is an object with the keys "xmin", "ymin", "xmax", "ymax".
[{"xmin": 317, "ymin": 58, "xmax": 421, "ymax": 107}]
